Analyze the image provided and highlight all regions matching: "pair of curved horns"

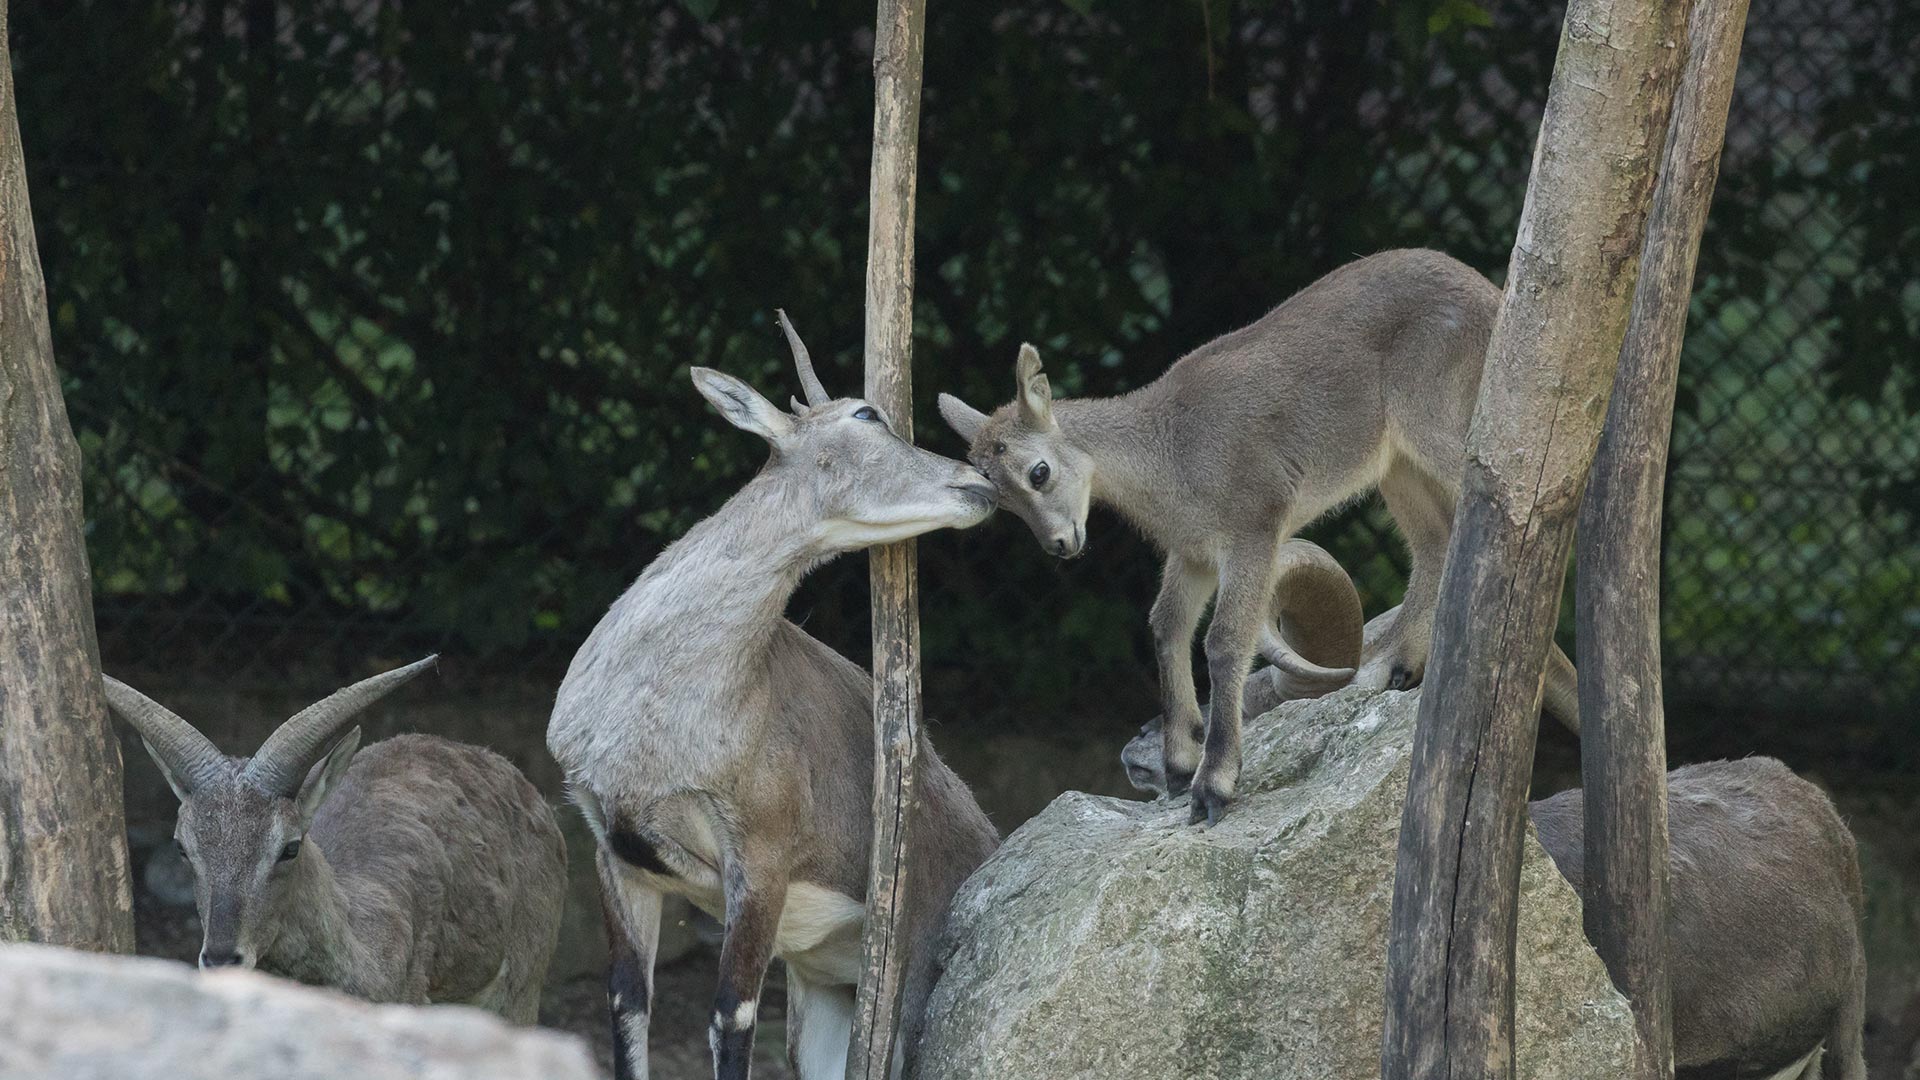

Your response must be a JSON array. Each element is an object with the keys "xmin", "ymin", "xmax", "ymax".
[
  {"xmin": 775, "ymin": 308, "xmax": 832, "ymax": 410},
  {"xmin": 102, "ymin": 655, "xmax": 438, "ymax": 798},
  {"xmin": 1263, "ymin": 540, "xmax": 1365, "ymax": 700}
]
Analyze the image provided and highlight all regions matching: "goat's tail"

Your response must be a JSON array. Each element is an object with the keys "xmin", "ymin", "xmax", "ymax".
[{"xmin": 1819, "ymin": 936, "xmax": 1869, "ymax": 1080}]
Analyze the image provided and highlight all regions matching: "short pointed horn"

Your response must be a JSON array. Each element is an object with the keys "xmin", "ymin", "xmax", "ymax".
[
  {"xmin": 776, "ymin": 308, "xmax": 831, "ymax": 408},
  {"xmin": 102, "ymin": 676, "xmax": 232, "ymax": 793},
  {"xmin": 1263, "ymin": 540, "xmax": 1365, "ymax": 700},
  {"xmin": 243, "ymin": 655, "xmax": 438, "ymax": 797}
]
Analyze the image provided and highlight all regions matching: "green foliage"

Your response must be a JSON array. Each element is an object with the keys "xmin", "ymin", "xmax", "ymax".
[{"xmin": 10, "ymin": 0, "xmax": 1917, "ymax": 726}]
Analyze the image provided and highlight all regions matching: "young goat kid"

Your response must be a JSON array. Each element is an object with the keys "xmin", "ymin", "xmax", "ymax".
[
  {"xmin": 105, "ymin": 657, "xmax": 566, "ymax": 1021},
  {"xmin": 548, "ymin": 315, "xmax": 1000, "ymax": 1080},
  {"xmin": 941, "ymin": 248, "xmax": 1579, "ymax": 824}
]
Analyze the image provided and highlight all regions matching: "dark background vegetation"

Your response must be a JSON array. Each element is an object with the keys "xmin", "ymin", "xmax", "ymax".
[
  {"xmin": 11, "ymin": 0, "xmax": 1920, "ymax": 1073},
  {"xmin": 14, "ymin": 0, "xmax": 1916, "ymax": 769}
]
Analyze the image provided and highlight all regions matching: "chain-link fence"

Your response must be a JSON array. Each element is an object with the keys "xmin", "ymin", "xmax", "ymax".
[{"xmin": 16, "ymin": 0, "xmax": 1917, "ymax": 755}]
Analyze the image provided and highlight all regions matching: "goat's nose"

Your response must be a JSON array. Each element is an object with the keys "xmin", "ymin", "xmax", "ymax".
[
  {"xmin": 1052, "ymin": 537, "xmax": 1070, "ymax": 557},
  {"xmin": 199, "ymin": 949, "xmax": 245, "ymax": 969}
]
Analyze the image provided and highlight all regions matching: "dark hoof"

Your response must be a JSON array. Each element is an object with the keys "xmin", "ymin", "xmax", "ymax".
[
  {"xmin": 1164, "ymin": 767, "xmax": 1195, "ymax": 798},
  {"xmin": 1188, "ymin": 782, "xmax": 1232, "ymax": 827},
  {"xmin": 1387, "ymin": 664, "xmax": 1421, "ymax": 692}
]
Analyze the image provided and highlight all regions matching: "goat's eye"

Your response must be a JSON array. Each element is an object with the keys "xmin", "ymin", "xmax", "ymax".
[
  {"xmin": 852, "ymin": 406, "xmax": 880, "ymax": 423},
  {"xmin": 278, "ymin": 840, "xmax": 302, "ymax": 863},
  {"xmin": 1028, "ymin": 461, "xmax": 1051, "ymax": 488},
  {"xmin": 993, "ymin": 442, "xmax": 1007, "ymax": 455}
]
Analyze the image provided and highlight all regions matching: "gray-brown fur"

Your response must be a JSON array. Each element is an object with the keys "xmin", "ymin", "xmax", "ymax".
[
  {"xmin": 941, "ymin": 248, "xmax": 1579, "ymax": 825},
  {"xmin": 1123, "ymin": 735, "xmax": 1865, "ymax": 1079},
  {"xmin": 1530, "ymin": 759, "xmax": 1866, "ymax": 1080},
  {"xmin": 103, "ymin": 660, "xmax": 566, "ymax": 1022},
  {"xmin": 549, "ymin": 319, "xmax": 999, "ymax": 1080}
]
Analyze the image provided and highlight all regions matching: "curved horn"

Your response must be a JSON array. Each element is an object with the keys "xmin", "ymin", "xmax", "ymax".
[
  {"xmin": 243, "ymin": 655, "xmax": 438, "ymax": 796},
  {"xmin": 102, "ymin": 676, "xmax": 232, "ymax": 794},
  {"xmin": 1263, "ymin": 540, "xmax": 1365, "ymax": 700},
  {"xmin": 776, "ymin": 308, "xmax": 831, "ymax": 409}
]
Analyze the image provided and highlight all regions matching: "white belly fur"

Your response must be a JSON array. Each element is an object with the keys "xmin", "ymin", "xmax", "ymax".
[{"xmin": 775, "ymin": 884, "xmax": 866, "ymax": 986}]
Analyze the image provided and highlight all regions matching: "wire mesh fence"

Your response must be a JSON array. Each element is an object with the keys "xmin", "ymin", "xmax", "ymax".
[{"xmin": 16, "ymin": 0, "xmax": 1916, "ymax": 748}]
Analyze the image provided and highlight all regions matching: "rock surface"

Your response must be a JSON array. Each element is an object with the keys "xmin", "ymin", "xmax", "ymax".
[
  {"xmin": 0, "ymin": 943, "xmax": 598, "ymax": 1080},
  {"xmin": 913, "ymin": 687, "xmax": 1635, "ymax": 1080}
]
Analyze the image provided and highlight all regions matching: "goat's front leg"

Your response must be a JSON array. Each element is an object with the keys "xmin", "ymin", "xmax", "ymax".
[
  {"xmin": 599, "ymin": 849, "xmax": 663, "ymax": 1080},
  {"xmin": 1149, "ymin": 554, "xmax": 1216, "ymax": 796},
  {"xmin": 1193, "ymin": 543, "xmax": 1282, "ymax": 826},
  {"xmin": 711, "ymin": 850, "xmax": 789, "ymax": 1080}
]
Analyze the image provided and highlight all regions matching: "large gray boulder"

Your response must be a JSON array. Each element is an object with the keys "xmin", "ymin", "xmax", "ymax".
[
  {"xmin": 0, "ymin": 943, "xmax": 597, "ymax": 1080},
  {"xmin": 914, "ymin": 688, "xmax": 1635, "ymax": 1080}
]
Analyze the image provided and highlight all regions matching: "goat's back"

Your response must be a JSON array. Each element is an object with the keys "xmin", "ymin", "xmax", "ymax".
[
  {"xmin": 1529, "ymin": 757, "xmax": 1863, "ymax": 1076},
  {"xmin": 315, "ymin": 734, "xmax": 567, "ymax": 1003},
  {"xmin": 1143, "ymin": 249, "xmax": 1499, "ymax": 520}
]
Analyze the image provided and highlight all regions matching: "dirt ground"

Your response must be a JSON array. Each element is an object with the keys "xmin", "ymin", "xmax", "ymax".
[{"xmin": 134, "ymin": 888, "xmax": 793, "ymax": 1080}]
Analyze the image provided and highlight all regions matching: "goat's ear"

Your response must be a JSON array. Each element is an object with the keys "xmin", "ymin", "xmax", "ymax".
[
  {"xmin": 295, "ymin": 726, "xmax": 361, "ymax": 826},
  {"xmin": 691, "ymin": 367, "xmax": 795, "ymax": 443},
  {"xmin": 1013, "ymin": 344, "xmax": 1055, "ymax": 431},
  {"xmin": 139, "ymin": 739, "xmax": 193, "ymax": 804},
  {"xmin": 937, "ymin": 393, "xmax": 989, "ymax": 445}
]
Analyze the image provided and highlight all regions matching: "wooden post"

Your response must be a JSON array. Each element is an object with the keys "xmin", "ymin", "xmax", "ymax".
[
  {"xmin": 1378, "ymin": 1, "xmax": 1691, "ymax": 1077},
  {"xmin": 847, "ymin": 0, "xmax": 930, "ymax": 1076},
  {"xmin": 1575, "ymin": 2, "xmax": 1749, "ymax": 1077},
  {"xmin": 0, "ymin": 0, "xmax": 136, "ymax": 952}
]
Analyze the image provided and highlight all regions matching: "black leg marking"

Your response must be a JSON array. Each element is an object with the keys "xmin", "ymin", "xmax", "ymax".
[
  {"xmin": 607, "ymin": 823, "xmax": 676, "ymax": 879},
  {"xmin": 711, "ymin": 986, "xmax": 757, "ymax": 1080},
  {"xmin": 604, "ymin": 892, "xmax": 652, "ymax": 1080}
]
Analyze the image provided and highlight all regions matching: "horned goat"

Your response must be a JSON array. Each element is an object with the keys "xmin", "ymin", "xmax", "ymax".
[
  {"xmin": 104, "ymin": 656, "xmax": 566, "ymax": 1023},
  {"xmin": 548, "ymin": 314, "xmax": 1001, "ymax": 1080}
]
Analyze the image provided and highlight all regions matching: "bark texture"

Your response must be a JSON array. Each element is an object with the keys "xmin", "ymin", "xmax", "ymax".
[
  {"xmin": 0, "ymin": 1, "xmax": 136, "ymax": 952},
  {"xmin": 848, "ymin": 0, "xmax": 930, "ymax": 1075},
  {"xmin": 1575, "ymin": 2, "xmax": 1751, "ymax": 1076},
  {"xmin": 1379, "ymin": 1, "xmax": 1692, "ymax": 1077}
]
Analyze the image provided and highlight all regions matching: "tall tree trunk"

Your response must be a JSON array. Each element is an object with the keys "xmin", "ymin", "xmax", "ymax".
[
  {"xmin": 1378, "ymin": 1, "xmax": 1692, "ymax": 1077},
  {"xmin": 847, "ymin": 0, "xmax": 929, "ymax": 1075},
  {"xmin": 1575, "ymin": 2, "xmax": 1750, "ymax": 1077},
  {"xmin": 0, "ymin": 0, "xmax": 136, "ymax": 951}
]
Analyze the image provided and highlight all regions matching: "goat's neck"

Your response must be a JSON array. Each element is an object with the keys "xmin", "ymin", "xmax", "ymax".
[
  {"xmin": 265, "ymin": 843, "xmax": 378, "ymax": 994},
  {"xmin": 625, "ymin": 471, "xmax": 814, "ymax": 658},
  {"xmin": 1056, "ymin": 388, "xmax": 1183, "ymax": 544}
]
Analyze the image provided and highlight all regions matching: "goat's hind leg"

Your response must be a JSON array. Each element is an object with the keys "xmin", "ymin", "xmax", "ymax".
[
  {"xmin": 599, "ymin": 848, "xmax": 664, "ymax": 1080},
  {"xmin": 1365, "ymin": 458, "xmax": 1457, "ymax": 692},
  {"xmin": 785, "ymin": 970, "xmax": 854, "ymax": 1080}
]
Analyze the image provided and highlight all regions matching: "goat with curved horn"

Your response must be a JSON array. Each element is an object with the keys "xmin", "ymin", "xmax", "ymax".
[
  {"xmin": 103, "ymin": 658, "xmax": 565, "ymax": 1020},
  {"xmin": 101, "ymin": 676, "xmax": 232, "ymax": 794},
  {"xmin": 776, "ymin": 307, "xmax": 832, "ymax": 408},
  {"xmin": 243, "ymin": 654, "xmax": 439, "ymax": 796}
]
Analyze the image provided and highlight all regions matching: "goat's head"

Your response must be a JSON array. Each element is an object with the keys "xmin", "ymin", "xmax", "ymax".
[
  {"xmin": 692, "ymin": 310, "xmax": 997, "ymax": 556},
  {"xmin": 102, "ymin": 656, "xmax": 437, "ymax": 970},
  {"xmin": 937, "ymin": 344, "xmax": 1095, "ymax": 560},
  {"xmin": 1122, "ymin": 542, "xmax": 1363, "ymax": 796}
]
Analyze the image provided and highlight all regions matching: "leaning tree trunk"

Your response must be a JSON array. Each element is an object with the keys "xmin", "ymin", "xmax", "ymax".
[
  {"xmin": 1575, "ymin": 2, "xmax": 1751, "ymax": 1077},
  {"xmin": 1379, "ymin": 2, "xmax": 1692, "ymax": 1078},
  {"xmin": 0, "ymin": 0, "xmax": 136, "ymax": 952},
  {"xmin": 847, "ymin": 0, "xmax": 930, "ymax": 1075}
]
